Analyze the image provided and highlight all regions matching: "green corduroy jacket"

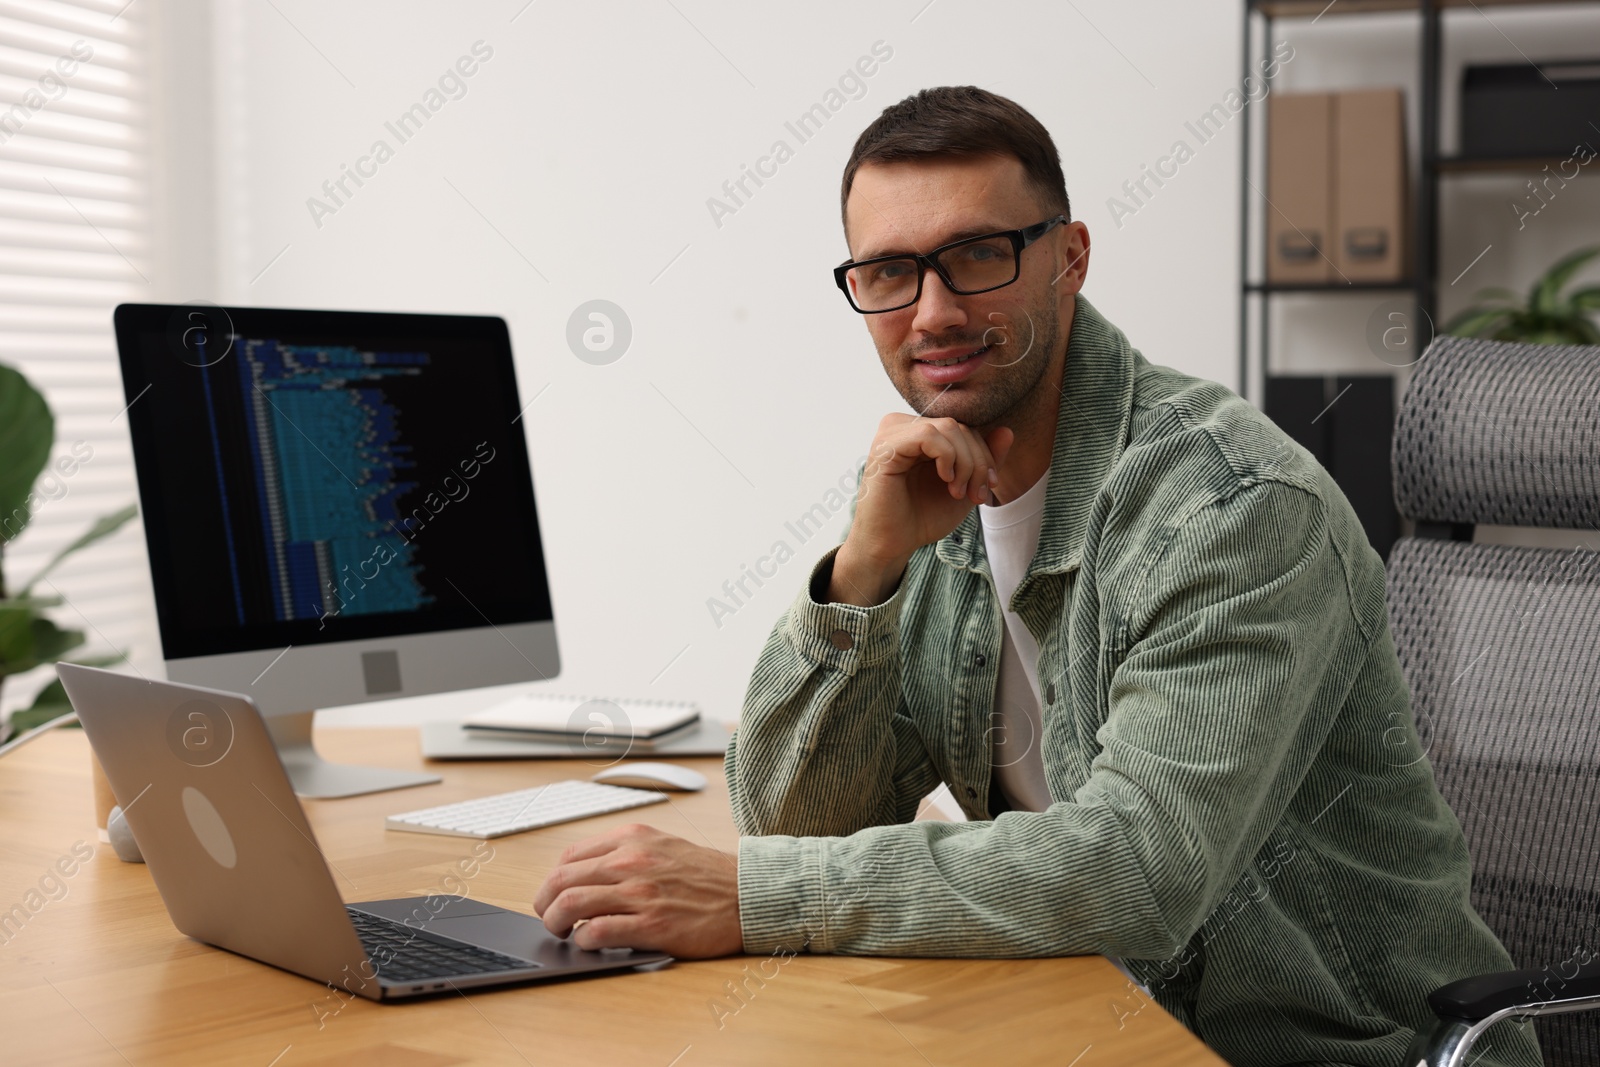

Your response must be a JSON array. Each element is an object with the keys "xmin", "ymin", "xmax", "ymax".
[{"xmin": 726, "ymin": 295, "xmax": 1541, "ymax": 1067}]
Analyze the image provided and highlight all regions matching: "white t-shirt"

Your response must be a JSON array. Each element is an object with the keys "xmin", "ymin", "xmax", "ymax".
[{"xmin": 978, "ymin": 468, "xmax": 1054, "ymax": 813}]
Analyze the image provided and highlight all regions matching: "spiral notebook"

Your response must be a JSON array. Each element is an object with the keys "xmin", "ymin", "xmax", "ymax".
[{"xmin": 463, "ymin": 693, "xmax": 700, "ymax": 741}]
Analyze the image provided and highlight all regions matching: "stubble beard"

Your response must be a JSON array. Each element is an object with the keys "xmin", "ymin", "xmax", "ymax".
[{"xmin": 886, "ymin": 289, "xmax": 1062, "ymax": 432}]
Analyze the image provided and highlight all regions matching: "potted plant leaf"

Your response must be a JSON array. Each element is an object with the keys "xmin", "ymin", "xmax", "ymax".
[
  {"xmin": 0, "ymin": 362, "xmax": 137, "ymax": 741},
  {"xmin": 1445, "ymin": 245, "xmax": 1600, "ymax": 345}
]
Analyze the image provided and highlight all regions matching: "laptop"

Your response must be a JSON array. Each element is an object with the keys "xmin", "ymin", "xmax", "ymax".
[{"xmin": 56, "ymin": 663, "xmax": 672, "ymax": 1000}]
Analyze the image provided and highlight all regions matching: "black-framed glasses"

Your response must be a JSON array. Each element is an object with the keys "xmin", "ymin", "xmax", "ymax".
[{"xmin": 833, "ymin": 214, "xmax": 1067, "ymax": 314}]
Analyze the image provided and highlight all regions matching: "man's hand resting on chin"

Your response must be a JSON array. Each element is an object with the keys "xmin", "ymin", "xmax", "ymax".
[{"xmin": 533, "ymin": 824, "xmax": 744, "ymax": 958}]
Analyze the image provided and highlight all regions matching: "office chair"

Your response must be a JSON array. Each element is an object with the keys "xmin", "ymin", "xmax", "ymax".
[{"xmin": 1387, "ymin": 335, "xmax": 1600, "ymax": 1067}]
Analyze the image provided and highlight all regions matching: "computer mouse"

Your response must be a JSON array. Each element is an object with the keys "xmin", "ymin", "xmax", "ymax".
[
  {"xmin": 108, "ymin": 804, "xmax": 144, "ymax": 863},
  {"xmin": 590, "ymin": 762, "xmax": 707, "ymax": 792}
]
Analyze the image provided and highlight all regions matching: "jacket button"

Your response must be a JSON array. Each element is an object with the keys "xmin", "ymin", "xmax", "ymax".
[
  {"xmin": 1045, "ymin": 683, "xmax": 1056, "ymax": 705},
  {"xmin": 951, "ymin": 532, "xmax": 963, "ymax": 545},
  {"xmin": 829, "ymin": 629, "xmax": 854, "ymax": 651},
  {"xmin": 966, "ymin": 786, "xmax": 977, "ymax": 798},
  {"xmin": 974, "ymin": 653, "xmax": 987, "ymax": 668}
]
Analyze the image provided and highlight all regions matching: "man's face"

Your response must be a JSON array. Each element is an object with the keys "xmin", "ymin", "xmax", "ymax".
[{"xmin": 843, "ymin": 154, "xmax": 1084, "ymax": 428}]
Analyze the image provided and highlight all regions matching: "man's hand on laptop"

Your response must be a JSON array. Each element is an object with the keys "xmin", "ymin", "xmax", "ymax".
[
  {"xmin": 533, "ymin": 823, "xmax": 742, "ymax": 958},
  {"xmin": 830, "ymin": 414, "xmax": 1014, "ymax": 606}
]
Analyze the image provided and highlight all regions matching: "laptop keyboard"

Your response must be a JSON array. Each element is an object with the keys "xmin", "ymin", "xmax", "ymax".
[{"xmin": 347, "ymin": 907, "xmax": 537, "ymax": 983}]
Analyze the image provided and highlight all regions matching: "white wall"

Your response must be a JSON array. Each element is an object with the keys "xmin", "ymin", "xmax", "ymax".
[{"xmin": 165, "ymin": 0, "xmax": 1247, "ymax": 726}]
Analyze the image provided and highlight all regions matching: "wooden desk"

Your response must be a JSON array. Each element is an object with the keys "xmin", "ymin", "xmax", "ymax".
[{"xmin": 0, "ymin": 728, "xmax": 1223, "ymax": 1066}]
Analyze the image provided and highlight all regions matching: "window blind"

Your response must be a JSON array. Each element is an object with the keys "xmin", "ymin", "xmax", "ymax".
[{"xmin": 0, "ymin": 0, "xmax": 157, "ymax": 718}]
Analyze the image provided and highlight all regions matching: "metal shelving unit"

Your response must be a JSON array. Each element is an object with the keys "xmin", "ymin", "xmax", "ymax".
[{"xmin": 1238, "ymin": 0, "xmax": 1600, "ymax": 403}]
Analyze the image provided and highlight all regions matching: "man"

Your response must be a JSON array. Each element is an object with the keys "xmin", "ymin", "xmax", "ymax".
[{"xmin": 535, "ymin": 86, "xmax": 1540, "ymax": 1067}]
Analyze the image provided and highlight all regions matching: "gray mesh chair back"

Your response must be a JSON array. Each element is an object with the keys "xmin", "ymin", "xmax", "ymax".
[{"xmin": 1388, "ymin": 335, "xmax": 1600, "ymax": 1067}]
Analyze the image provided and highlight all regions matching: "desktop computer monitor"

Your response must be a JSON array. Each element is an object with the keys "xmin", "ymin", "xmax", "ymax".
[{"xmin": 111, "ymin": 304, "xmax": 559, "ymax": 798}]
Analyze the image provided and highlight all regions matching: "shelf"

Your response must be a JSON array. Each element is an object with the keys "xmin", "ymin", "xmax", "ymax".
[
  {"xmin": 1239, "ymin": 0, "xmax": 1600, "ymax": 405},
  {"xmin": 1435, "ymin": 154, "xmax": 1581, "ymax": 173},
  {"xmin": 1245, "ymin": 280, "xmax": 1419, "ymax": 293},
  {"xmin": 1253, "ymin": 0, "xmax": 1599, "ymax": 18}
]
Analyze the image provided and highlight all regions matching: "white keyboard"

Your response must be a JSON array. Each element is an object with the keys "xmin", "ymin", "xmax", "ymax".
[{"xmin": 385, "ymin": 780, "xmax": 669, "ymax": 839}]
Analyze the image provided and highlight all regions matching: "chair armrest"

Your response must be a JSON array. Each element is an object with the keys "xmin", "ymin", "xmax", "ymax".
[{"xmin": 1429, "ymin": 960, "xmax": 1600, "ymax": 1021}]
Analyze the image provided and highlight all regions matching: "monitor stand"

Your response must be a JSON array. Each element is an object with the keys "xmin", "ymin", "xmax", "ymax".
[{"xmin": 267, "ymin": 710, "xmax": 442, "ymax": 799}]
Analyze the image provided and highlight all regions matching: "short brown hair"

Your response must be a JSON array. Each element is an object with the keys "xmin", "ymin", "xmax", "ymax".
[{"xmin": 840, "ymin": 86, "xmax": 1070, "ymax": 234}]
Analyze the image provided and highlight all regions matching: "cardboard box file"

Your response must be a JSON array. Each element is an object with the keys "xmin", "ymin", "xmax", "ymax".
[
  {"xmin": 1267, "ymin": 93, "xmax": 1334, "ymax": 284},
  {"xmin": 1333, "ymin": 89, "xmax": 1407, "ymax": 282}
]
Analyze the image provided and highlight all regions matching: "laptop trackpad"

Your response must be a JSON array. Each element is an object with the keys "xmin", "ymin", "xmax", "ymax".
[{"xmin": 349, "ymin": 897, "xmax": 664, "ymax": 970}]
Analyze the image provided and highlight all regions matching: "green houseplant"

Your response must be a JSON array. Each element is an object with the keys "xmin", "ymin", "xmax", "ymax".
[
  {"xmin": 1445, "ymin": 245, "xmax": 1600, "ymax": 344},
  {"xmin": 0, "ymin": 362, "xmax": 137, "ymax": 740}
]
